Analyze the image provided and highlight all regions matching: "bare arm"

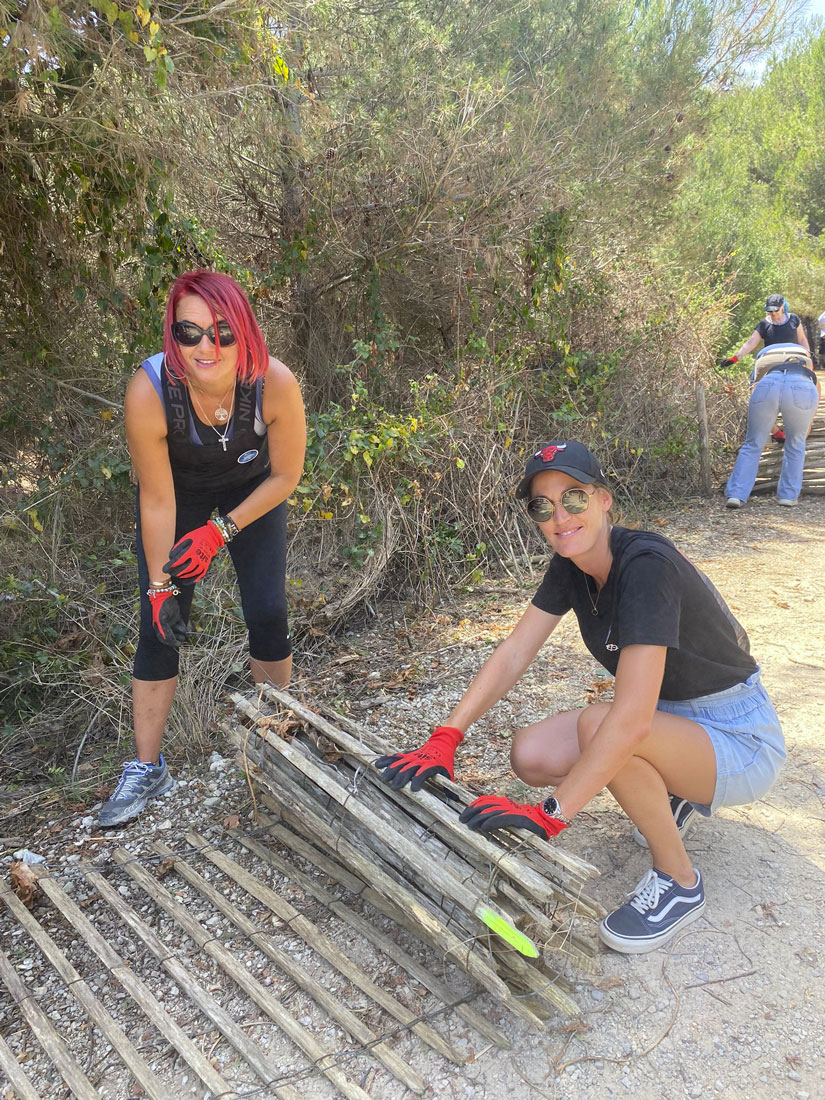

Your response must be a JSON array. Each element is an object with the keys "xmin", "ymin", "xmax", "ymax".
[
  {"xmin": 446, "ymin": 604, "xmax": 563, "ymax": 733},
  {"xmin": 553, "ymin": 644, "xmax": 666, "ymax": 818},
  {"xmin": 795, "ymin": 323, "xmax": 811, "ymax": 353},
  {"xmin": 734, "ymin": 329, "xmax": 763, "ymax": 359},
  {"xmin": 225, "ymin": 358, "xmax": 306, "ymax": 530},
  {"xmin": 124, "ymin": 370, "xmax": 176, "ymax": 586}
]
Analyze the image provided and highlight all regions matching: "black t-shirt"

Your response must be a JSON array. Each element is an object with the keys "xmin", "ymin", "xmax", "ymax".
[
  {"xmin": 756, "ymin": 314, "xmax": 801, "ymax": 345},
  {"xmin": 531, "ymin": 527, "xmax": 757, "ymax": 700}
]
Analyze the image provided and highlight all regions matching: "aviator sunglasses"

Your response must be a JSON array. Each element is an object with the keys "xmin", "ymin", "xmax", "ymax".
[
  {"xmin": 526, "ymin": 487, "xmax": 593, "ymax": 523},
  {"xmin": 171, "ymin": 320, "xmax": 237, "ymax": 347}
]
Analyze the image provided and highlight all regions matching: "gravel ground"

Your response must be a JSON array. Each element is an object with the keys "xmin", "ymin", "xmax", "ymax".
[{"xmin": 2, "ymin": 493, "xmax": 824, "ymax": 1100}]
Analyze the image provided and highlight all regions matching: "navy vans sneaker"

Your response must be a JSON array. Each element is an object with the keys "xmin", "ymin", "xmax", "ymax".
[
  {"xmin": 599, "ymin": 868, "xmax": 705, "ymax": 954},
  {"xmin": 98, "ymin": 755, "xmax": 175, "ymax": 827},
  {"xmin": 633, "ymin": 794, "xmax": 697, "ymax": 849}
]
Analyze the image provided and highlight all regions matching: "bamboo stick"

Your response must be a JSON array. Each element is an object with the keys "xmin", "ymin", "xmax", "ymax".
[
  {"xmin": 149, "ymin": 840, "xmax": 426, "ymax": 1094},
  {"xmin": 231, "ymin": 695, "xmax": 522, "ymax": 931},
  {"xmin": 86, "ymin": 868, "xmax": 303, "ymax": 1100},
  {"xmin": 240, "ymin": 729, "xmax": 512, "ymax": 957},
  {"xmin": 358, "ymin": 763, "xmax": 604, "ymax": 920},
  {"xmin": 244, "ymin": 762, "xmax": 549, "ymax": 1027},
  {"xmin": 0, "ymin": 1032, "xmax": 41, "ymax": 1100},
  {"xmin": 258, "ymin": 788, "xmax": 585, "ymax": 1019},
  {"xmin": 230, "ymin": 822, "xmax": 512, "ymax": 1049},
  {"xmin": 0, "ymin": 883, "xmax": 167, "ymax": 1100},
  {"xmin": 260, "ymin": 685, "xmax": 599, "ymax": 882},
  {"xmin": 113, "ymin": 848, "xmax": 376, "ymax": 1100},
  {"xmin": 252, "ymin": 811, "xmax": 513, "ymax": 1047},
  {"xmin": 184, "ymin": 829, "xmax": 465, "ymax": 1064},
  {"xmin": 0, "ymin": 946, "xmax": 99, "ymax": 1100},
  {"xmin": 261, "ymin": 685, "xmax": 595, "ymax": 911},
  {"xmin": 229, "ymin": 699, "xmax": 594, "ymax": 1025},
  {"xmin": 32, "ymin": 870, "xmax": 235, "ymax": 1100}
]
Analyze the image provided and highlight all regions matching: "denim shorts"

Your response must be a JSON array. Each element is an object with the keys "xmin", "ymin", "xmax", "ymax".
[{"xmin": 656, "ymin": 672, "xmax": 785, "ymax": 816}]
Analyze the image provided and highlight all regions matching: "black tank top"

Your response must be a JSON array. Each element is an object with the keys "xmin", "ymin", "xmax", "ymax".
[{"xmin": 141, "ymin": 354, "xmax": 270, "ymax": 493}]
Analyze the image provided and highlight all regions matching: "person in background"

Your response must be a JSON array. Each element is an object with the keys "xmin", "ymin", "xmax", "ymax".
[
  {"xmin": 818, "ymin": 308, "xmax": 825, "ymax": 362},
  {"xmin": 722, "ymin": 294, "xmax": 819, "ymax": 508},
  {"xmin": 376, "ymin": 442, "xmax": 785, "ymax": 954},
  {"xmin": 99, "ymin": 270, "xmax": 306, "ymax": 826}
]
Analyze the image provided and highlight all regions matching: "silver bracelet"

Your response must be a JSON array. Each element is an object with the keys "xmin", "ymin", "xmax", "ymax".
[
  {"xmin": 213, "ymin": 513, "xmax": 240, "ymax": 543},
  {"xmin": 147, "ymin": 582, "xmax": 180, "ymax": 599}
]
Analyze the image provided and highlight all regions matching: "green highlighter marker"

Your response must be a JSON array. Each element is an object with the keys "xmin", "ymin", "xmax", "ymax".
[{"xmin": 477, "ymin": 904, "xmax": 539, "ymax": 958}]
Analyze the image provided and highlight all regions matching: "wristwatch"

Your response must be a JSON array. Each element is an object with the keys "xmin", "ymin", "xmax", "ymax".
[{"xmin": 542, "ymin": 795, "xmax": 572, "ymax": 825}]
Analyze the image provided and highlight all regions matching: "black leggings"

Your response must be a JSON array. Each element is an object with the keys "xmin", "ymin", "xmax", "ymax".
[{"xmin": 133, "ymin": 477, "xmax": 291, "ymax": 681}]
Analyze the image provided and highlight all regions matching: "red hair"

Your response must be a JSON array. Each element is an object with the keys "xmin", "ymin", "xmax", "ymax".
[{"xmin": 162, "ymin": 270, "xmax": 269, "ymax": 384}]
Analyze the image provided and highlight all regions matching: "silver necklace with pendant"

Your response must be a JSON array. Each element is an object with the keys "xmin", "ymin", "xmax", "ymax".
[
  {"xmin": 190, "ymin": 386, "xmax": 236, "ymax": 452},
  {"xmin": 584, "ymin": 574, "xmax": 602, "ymax": 616},
  {"xmin": 212, "ymin": 380, "xmax": 235, "ymax": 422}
]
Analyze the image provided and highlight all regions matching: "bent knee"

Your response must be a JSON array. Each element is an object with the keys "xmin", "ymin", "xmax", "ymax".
[{"xmin": 510, "ymin": 729, "xmax": 567, "ymax": 788}]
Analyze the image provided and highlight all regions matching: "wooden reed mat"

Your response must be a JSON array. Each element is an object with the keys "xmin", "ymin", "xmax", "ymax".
[
  {"xmin": 752, "ymin": 387, "xmax": 825, "ymax": 494},
  {"xmin": 227, "ymin": 684, "xmax": 605, "ymax": 1029}
]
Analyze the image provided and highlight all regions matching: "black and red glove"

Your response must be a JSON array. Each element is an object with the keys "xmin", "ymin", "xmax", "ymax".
[
  {"xmin": 771, "ymin": 428, "xmax": 786, "ymax": 444},
  {"xmin": 164, "ymin": 520, "xmax": 225, "ymax": 582},
  {"xmin": 459, "ymin": 795, "xmax": 569, "ymax": 840},
  {"xmin": 374, "ymin": 726, "xmax": 464, "ymax": 791},
  {"xmin": 148, "ymin": 586, "xmax": 187, "ymax": 649},
  {"xmin": 720, "ymin": 356, "xmax": 738, "ymax": 368}
]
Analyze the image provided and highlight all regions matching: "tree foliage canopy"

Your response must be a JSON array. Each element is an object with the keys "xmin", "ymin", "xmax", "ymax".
[{"xmin": 2, "ymin": 0, "xmax": 823, "ymax": 762}]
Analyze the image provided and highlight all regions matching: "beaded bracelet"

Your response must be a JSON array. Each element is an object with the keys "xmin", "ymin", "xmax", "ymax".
[
  {"xmin": 146, "ymin": 582, "xmax": 180, "ymax": 600},
  {"xmin": 212, "ymin": 513, "xmax": 240, "ymax": 543}
]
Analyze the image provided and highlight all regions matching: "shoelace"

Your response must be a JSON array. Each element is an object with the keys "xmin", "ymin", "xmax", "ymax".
[
  {"xmin": 628, "ymin": 869, "xmax": 671, "ymax": 913},
  {"xmin": 111, "ymin": 759, "xmax": 159, "ymax": 800}
]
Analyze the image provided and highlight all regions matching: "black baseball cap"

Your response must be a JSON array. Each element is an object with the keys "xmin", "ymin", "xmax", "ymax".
[
  {"xmin": 516, "ymin": 441, "xmax": 608, "ymax": 499},
  {"xmin": 765, "ymin": 294, "xmax": 784, "ymax": 312}
]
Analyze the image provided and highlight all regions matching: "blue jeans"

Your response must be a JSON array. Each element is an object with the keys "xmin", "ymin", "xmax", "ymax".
[{"xmin": 726, "ymin": 372, "xmax": 818, "ymax": 502}]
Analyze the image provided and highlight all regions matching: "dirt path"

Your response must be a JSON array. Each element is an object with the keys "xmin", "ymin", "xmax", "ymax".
[
  {"xmin": 321, "ymin": 492, "xmax": 825, "ymax": 1100},
  {"xmin": 2, "ymin": 495, "xmax": 823, "ymax": 1099}
]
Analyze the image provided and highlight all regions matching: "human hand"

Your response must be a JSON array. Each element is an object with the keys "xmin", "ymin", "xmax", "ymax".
[
  {"xmin": 148, "ymin": 586, "xmax": 187, "ymax": 649},
  {"xmin": 459, "ymin": 794, "xmax": 569, "ymax": 840},
  {"xmin": 164, "ymin": 521, "xmax": 225, "ymax": 582},
  {"xmin": 720, "ymin": 356, "xmax": 738, "ymax": 368},
  {"xmin": 374, "ymin": 725, "xmax": 463, "ymax": 791}
]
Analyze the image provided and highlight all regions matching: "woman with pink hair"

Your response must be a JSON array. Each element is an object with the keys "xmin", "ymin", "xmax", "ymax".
[{"xmin": 99, "ymin": 271, "xmax": 306, "ymax": 826}]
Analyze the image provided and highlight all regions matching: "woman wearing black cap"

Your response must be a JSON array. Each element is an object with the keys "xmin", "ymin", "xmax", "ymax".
[
  {"xmin": 722, "ymin": 294, "xmax": 819, "ymax": 508},
  {"xmin": 376, "ymin": 441, "xmax": 784, "ymax": 954}
]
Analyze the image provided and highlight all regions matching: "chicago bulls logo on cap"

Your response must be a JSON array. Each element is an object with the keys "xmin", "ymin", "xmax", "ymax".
[{"xmin": 537, "ymin": 443, "xmax": 567, "ymax": 463}]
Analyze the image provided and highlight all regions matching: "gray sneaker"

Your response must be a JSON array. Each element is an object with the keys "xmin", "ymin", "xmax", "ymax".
[
  {"xmin": 633, "ymin": 794, "xmax": 697, "ymax": 849},
  {"xmin": 98, "ymin": 755, "xmax": 175, "ymax": 827}
]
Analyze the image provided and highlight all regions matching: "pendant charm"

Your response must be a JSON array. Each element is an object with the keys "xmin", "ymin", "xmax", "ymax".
[
  {"xmin": 220, "ymin": 436, "xmax": 228, "ymax": 451},
  {"xmin": 214, "ymin": 406, "xmax": 229, "ymax": 422},
  {"xmin": 591, "ymin": 608, "xmax": 599, "ymax": 617}
]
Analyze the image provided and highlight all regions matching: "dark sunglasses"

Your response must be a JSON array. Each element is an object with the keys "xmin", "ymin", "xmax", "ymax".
[
  {"xmin": 526, "ymin": 487, "xmax": 593, "ymax": 523},
  {"xmin": 171, "ymin": 320, "xmax": 237, "ymax": 347}
]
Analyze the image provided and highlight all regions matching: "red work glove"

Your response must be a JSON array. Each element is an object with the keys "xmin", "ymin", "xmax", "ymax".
[
  {"xmin": 148, "ymin": 586, "xmax": 187, "ymax": 649},
  {"xmin": 720, "ymin": 356, "xmax": 738, "ymax": 368},
  {"xmin": 771, "ymin": 428, "xmax": 785, "ymax": 444},
  {"xmin": 164, "ymin": 520, "xmax": 225, "ymax": 582},
  {"xmin": 374, "ymin": 726, "xmax": 464, "ymax": 791},
  {"xmin": 459, "ymin": 795, "xmax": 569, "ymax": 840}
]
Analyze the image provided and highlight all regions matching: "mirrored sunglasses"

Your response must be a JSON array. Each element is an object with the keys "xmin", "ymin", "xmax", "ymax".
[
  {"xmin": 171, "ymin": 320, "xmax": 237, "ymax": 347},
  {"xmin": 526, "ymin": 487, "xmax": 592, "ymax": 523}
]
